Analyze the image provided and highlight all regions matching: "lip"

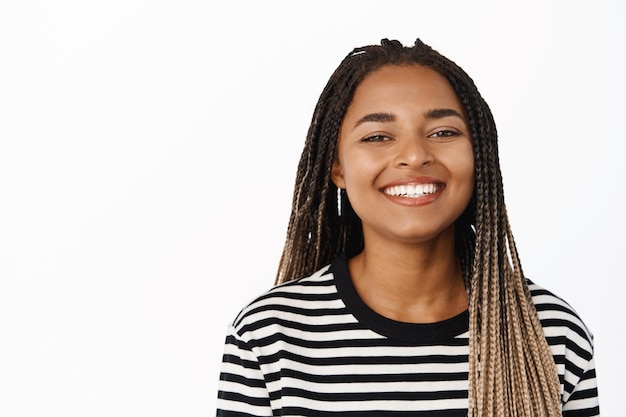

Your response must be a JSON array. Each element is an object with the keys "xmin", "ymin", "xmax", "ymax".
[{"xmin": 380, "ymin": 176, "xmax": 446, "ymax": 207}]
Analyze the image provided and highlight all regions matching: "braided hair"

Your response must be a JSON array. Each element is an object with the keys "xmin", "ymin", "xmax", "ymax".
[{"xmin": 276, "ymin": 38, "xmax": 562, "ymax": 416}]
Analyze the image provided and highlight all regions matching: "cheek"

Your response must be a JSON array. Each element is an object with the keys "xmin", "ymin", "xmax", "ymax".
[
  {"xmin": 450, "ymin": 146, "xmax": 475, "ymax": 199},
  {"xmin": 340, "ymin": 152, "xmax": 380, "ymax": 185},
  {"xmin": 463, "ymin": 158, "xmax": 476, "ymax": 204},
  {"xmin": 462, "ymin": 162, "xmax": 475, "ymax": 195},
  {"xmin": 455, "ymin": 143, "xmax": 475, "ymax": 179}
]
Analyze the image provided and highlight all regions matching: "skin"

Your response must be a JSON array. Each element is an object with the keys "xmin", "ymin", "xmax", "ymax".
[{"xmin": 331, "ymin": 64, "xmax": 474, "ymax": 323}]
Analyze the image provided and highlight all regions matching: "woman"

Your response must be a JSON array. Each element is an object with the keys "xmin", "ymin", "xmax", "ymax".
[{"xmin": 216, "ymin": 38, "xmax": 599, "ymax": 416}]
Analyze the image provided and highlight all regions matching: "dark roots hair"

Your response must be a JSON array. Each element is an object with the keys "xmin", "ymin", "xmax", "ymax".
[{"xmin": 276, "ymin": 38, "xmax": 562, "ymax": 416}]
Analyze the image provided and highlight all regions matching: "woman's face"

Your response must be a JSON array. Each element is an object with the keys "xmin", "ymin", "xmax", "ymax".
[{"xmin": 332, "ymin": 64, "xmax": 474, "ymax": 246}]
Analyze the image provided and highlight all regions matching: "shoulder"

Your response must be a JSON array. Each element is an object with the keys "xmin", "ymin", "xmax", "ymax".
[
  {"xmin": 527, "ymin": 279, "xmax": 599, "ymax": 407},
  {"xmin": 527, "ymin": 279, "xmax": 594, "ymax": 349},
  {"xmin": 528, "ymin": 281, "xmax": 598, "ymax": 416},
  {"xmin": 230, "ymin": 262, "xmax": 340, "ymax": 334}
]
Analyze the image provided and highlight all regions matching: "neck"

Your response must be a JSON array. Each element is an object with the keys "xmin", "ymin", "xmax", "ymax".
[{"xmin": 348, "ymin": 227, "xmax": 468, "ymax": 323}]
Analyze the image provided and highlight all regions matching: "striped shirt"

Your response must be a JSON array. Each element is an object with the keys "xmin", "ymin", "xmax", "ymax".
[{"xmin": 217, "ymin": 254, "xmax": 599, "ymax": 416}]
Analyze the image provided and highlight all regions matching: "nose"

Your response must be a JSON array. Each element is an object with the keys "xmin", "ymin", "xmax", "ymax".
[{"xmin": 394, "ymin": 136, "xmax": 434, "ymax": 168}]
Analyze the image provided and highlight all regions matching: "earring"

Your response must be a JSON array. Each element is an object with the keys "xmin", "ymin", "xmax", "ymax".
[{"xmin": 337, "ymin": 187, "xmax": 342, "ymax": 216}]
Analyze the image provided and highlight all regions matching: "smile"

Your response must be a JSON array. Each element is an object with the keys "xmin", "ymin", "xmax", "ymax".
[{"xmin": 382, "ymin": 183, "xmax": 444, "ymax": 198}]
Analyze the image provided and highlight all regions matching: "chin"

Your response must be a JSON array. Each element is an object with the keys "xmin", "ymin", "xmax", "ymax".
[{"xmin": 373, "ymin": 224, "xmax": 457, "ymax": 246}]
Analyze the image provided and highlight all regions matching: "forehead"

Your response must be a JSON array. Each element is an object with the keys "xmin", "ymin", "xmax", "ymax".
[{"xmin": 346, "ymin": 64, "xmax": 463, "ymax": 113}]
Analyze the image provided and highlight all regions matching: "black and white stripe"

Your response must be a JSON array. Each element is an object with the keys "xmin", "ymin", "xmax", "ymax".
[{"xmin": 217, "ymin": 255, "xmax": 599, "ymax": 416}]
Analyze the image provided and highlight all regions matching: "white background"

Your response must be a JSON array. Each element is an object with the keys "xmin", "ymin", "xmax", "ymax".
[{"xmin": 1, "ymin": 1, "xmax": 624, "ymax": 415}]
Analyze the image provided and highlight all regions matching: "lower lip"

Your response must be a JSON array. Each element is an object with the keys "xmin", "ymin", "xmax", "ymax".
[{"xmin": 381, "ymin": 189, "xmax": 443, "ymax": 206}]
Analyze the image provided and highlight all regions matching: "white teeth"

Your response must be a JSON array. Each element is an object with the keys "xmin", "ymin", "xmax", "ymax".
[{"xmin": 383, "ymin": 183, "xmax": 440, "ymax": 197}]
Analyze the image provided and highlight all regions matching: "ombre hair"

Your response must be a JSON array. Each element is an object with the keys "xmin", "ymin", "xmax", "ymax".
[{"xmin": 276, "ymin": 38, "xmax": 562, "ymax": 416}]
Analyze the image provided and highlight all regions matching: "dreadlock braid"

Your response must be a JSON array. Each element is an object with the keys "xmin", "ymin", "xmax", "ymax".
[{"xmin": 276, "ymin": 38, "xmax": 562, "ymax": 416}]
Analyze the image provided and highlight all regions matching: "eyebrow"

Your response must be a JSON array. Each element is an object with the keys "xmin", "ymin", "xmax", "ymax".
[
  {"xmin": 353, "ymin": 112, "xmax": 396, "ymax": 128},
  {"xmin": 425, "ymin": 108, "xmax": 465, "ymax": 120},
  {"xmin": 352, "ymin": 108, "xmax": 465, "ymax": 129}
]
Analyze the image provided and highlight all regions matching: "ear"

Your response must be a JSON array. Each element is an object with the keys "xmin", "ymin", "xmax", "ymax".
[{"xmin": 331, "ymin": 158, "xmax": 346, "ymax": 189}]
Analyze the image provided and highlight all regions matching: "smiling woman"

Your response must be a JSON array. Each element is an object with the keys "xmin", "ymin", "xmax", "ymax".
[
  {"xmin": 215, "ymin": 39, "xmax": 599, "ymax": 417},
  {"xmin": 330, "ymin": 65, "xmax": 474, "ymax": 324}
]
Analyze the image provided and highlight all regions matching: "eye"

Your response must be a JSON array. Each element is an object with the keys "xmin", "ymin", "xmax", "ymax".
[
  {"xmin": 361, "ymin": 134, "xmax": 392, "ymax": 143},
  {"xmin": 428, "ymin": 129, "xmax": 460, "ymax": 140}
]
